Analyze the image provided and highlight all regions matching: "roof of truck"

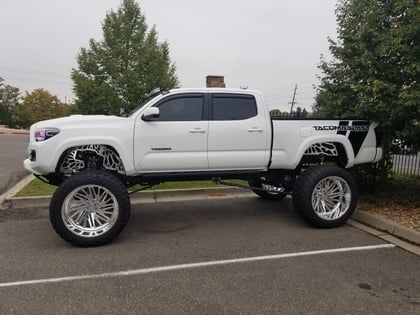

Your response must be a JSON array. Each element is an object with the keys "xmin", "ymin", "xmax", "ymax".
[{"xmin": 169, "ymin": 87, "xmax": 262, "ymax": 94}]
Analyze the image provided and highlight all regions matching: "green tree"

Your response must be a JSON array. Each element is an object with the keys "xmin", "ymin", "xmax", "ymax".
[
  {"xmin": 15, "ymin": 89, "xmax": 71, "ymax": 128},
  {"xmin": 269, "ymin": 109, "xmax": 282, "ymax": 117},
  {"xmin": 0, "ymin": 77, "xmax": 20, "ymax": 128},
  {"xmin": 72, "ymin": 0, "xmax": 179, "ymax": 115},
  {"xmin": 315, "ymin": 0, "xmax": 420, "ymax": 152}
]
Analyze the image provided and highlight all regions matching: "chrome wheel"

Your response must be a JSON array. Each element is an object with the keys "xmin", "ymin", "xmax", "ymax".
[
  {"xmin": 311, "ymin": 176, "xmax": 351, "ymax": 220},
  {"xmin": 62, "ymin": 184, "xmax": 119, "ymax": 237}
]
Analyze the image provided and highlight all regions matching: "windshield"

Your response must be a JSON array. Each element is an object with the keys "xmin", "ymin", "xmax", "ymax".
[
  {"xmin": 128, "ymin": 88, "xmax": 169, "ymax": 117},
  {"xmin": 128, "ymin": 100, "xmax": 148, "ymax": 117}
]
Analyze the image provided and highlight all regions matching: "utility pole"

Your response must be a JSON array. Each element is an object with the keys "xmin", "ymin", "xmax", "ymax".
[{"xmin": 288, "ymin": 84, "xmax": 298, "ymax": 114}]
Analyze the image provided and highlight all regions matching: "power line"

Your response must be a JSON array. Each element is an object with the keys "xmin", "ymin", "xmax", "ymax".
[
  {"xmin": 0, "ymin": 65, "xmax": 72, "ymax": 77},
  {"xmin": 263, "ymin": 85, "xmax": 314, "ymax": 97},
  {"xmin": 2, "ymin": 75, "xmax": 71, "ymax": 86}
]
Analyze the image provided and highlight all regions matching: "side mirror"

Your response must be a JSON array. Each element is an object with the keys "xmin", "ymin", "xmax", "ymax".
[{"xmin": 141, "ymin": 107, "xmax": 160, "ymax": 121}]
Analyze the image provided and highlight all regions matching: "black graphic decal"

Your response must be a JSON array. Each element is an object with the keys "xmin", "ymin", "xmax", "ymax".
[
  {"xmin": 337, "ymin": 121, "xmax": 349, "ymax": 136},
  {"xmin": 348, "ymin": 121, "xmax": 369, "ymax": 157}
]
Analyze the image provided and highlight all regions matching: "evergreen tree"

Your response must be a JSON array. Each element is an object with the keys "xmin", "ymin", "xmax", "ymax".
[
  {"xmin": 72, "ymin": 0, "xmax": 179, "ymax": 115},
  {"xmin": 315, "ymin": 0, "xmax": 420, "ymax": 151}
]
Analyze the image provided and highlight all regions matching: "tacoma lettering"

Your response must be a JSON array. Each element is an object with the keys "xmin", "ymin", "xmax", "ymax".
[{"xmin": 313, "ymin": 125, "xmax": 369, "ymax": 132}]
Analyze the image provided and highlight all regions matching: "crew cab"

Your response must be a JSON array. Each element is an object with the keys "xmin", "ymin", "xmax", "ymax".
[{"xmin": 24, "ymin": 88, "xmax": 382, "ymax": 246}]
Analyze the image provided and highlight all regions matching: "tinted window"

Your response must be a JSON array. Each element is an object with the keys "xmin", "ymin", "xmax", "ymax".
[
  {"xmin": 155, "ymin": 96, "xmax": 204, "ymax": 121},
  {"xmin": 212, "ymin": 95, "xmax": 257, "ymax": 120}
]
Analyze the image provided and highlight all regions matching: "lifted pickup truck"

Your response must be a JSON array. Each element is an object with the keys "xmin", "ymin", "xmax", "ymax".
[{"xmin": 24, "ymin": 88, "xmax": 382, "ymax": 246}]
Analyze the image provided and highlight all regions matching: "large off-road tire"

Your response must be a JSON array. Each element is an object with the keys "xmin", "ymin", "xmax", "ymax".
[
  {"xmin": 248, "ymin": 179, "xmax": 287, "ymax": 201},
  {"xmin": 292, "ymin": 165, "xmax": 358, "ymax": 228},
  {"xmin": 49, "ymin": 171, "xmax": 131, "ymax": 247}
]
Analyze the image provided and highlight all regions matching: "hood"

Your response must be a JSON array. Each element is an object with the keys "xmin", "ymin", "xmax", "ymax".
[{"xmin": 32, "ymin": 114, "xmax": 126, "ymax": 129}]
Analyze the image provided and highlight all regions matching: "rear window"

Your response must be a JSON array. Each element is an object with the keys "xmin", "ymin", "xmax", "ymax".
[{"xmin": 212, "ymin": 95, "xmax": 257, "ymax": 120}]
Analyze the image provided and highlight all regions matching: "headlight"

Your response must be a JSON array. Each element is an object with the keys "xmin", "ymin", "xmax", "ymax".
[{"xmin": 35, "ymin": 128, "xmax": 60, "ymax": 142}]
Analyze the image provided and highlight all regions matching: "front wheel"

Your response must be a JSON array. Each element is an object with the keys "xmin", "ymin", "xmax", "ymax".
[
  {"xmin": 49, "ymin": 171, "xmax": 131, "ymax": 246},
  {"xmin": 292, "ymin": 165, "xmax": 358, "ymax": 228}
]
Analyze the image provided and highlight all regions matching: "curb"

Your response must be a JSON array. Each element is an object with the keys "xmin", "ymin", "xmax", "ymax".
[
  {"xmin": 352, "ymin": 210, "xmax": 420, "ymax": 246},
  {"xmin": 0, "ymin": 174, "xmax": 35, "ymax": 209},
  {"xmin": 0, "ymin": 129, "xmax": 29, "ymax": 136},
  {"xmin": 1, "ymin": 187, "xmax": 254, "ymax": 211}
]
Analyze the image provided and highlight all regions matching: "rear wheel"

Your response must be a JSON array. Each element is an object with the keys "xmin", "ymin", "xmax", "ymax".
[
  {"xmin": 49, "ymin": 171, "xmax": 131, "ymax": 246},
  {"xmin": 292, "ymin": 165, "xmax": 358, "ymax": 228},
  {"xmin": 248, "ymin": 179, "xmax": 287, "ymax": 200}
]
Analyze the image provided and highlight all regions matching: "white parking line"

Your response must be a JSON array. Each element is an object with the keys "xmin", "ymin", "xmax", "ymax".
[{"xmin": 0, "ymin": 244, "xmax": 395, "ymax": 288}]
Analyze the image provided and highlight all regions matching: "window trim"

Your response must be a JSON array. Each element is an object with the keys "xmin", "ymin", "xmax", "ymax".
[
  {"xmin": 152, "ymin": 93, "xmax": 206, "ymax": 122},
  {"xmin": 210, "ymin": 93, "xmax": 258, "ymax": 121}
]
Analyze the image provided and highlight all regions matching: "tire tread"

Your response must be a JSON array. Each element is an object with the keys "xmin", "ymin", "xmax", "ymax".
[
  {"xmin": 292, "ymin": 165, "xmax": 358, "ymax": 228},
  {"xmin": 49, "ymin": 171, "xmax": 130, "ymax": 247}
]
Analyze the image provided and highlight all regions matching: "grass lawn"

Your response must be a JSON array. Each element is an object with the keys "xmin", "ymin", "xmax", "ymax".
[
  {"xmin": 16, "ymin": 173, "xmax": 419, "ymax": 205},
  {"xmin": 15, "ymin": 177, "xmax": 244, "ymax": 197},
  {"xmin": 15, "ymin": 173, "xmax": 420, "ymax": 225}
]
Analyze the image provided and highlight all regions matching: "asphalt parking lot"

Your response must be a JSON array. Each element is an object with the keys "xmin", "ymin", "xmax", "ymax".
[
  {"xmin": 0, "ymin": 133, "xmax": 29, "ymax": 195},
  {"xmin": 0, "ymin": 196, "xmax": 419, "ymax": 314}
]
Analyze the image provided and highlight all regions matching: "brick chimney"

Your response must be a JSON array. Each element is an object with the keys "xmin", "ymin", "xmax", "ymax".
[{"xmin": 206, "ymin": 75, "xmax": 225, "ymax": 88}]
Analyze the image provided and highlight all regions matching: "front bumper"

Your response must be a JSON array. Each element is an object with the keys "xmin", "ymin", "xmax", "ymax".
[
  {"xmin": 23, "ymin": 157, "xmax": 51, "ymax": 175},
  {"xmin": 23, "ymin": 139, "xmax": 61, "ymax": 175}
]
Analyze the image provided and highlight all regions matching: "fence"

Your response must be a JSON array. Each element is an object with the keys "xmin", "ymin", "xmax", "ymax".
[{"xmin": 392, "ymin": 152, "xmax": 420, "ymax": 176}]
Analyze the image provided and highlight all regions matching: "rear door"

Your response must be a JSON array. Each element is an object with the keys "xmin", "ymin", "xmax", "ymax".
[
  {"xmin": 207, "ymin": 93, "xmax": 269, "ymax": 170},
  {"xmin": 134, "ymin": 93, "xmax": 208, "ymax": 172}
]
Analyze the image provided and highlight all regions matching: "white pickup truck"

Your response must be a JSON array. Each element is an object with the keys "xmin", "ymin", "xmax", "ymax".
[{"xmin": 24, "ymin": 88, "xmax": 382, "ymax": 246}]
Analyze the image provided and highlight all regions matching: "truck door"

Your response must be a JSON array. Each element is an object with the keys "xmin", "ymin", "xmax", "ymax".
[
  {"xmin": 208, "ymin": 93, "xmax": 269, "ymax": 170},
  {"xmin": 134, "ymin": 93, "xmax": 208, "ymax": 172}
]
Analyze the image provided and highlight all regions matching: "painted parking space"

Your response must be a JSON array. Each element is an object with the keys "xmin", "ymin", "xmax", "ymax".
[
  {"xmin": 0, "ymin": 244, "xmax": 395, "ymax": 288},
  {"xmin": 0, "ymin": 197, "xmax": 419, "ymax": 314}
]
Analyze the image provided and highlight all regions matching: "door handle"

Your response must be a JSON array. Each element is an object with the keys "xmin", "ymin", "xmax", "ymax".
[
  {"xmin": 248, "ymin": 127, "xmax": 263, "ymax": 132},
  {"xmin": 189, "ymin": 128, "xmax": 206, "ymax": 133}
]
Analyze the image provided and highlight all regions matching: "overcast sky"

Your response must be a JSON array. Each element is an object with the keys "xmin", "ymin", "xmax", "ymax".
[{"xmin": 0, "ymin": 0, "xmax": 338, "ymax": 112}]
